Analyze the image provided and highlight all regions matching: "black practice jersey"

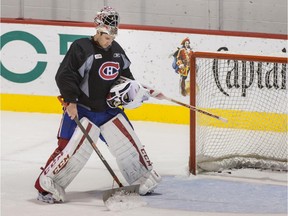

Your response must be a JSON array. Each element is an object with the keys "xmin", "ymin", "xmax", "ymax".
[{"xmin": 55, "ymin": 37, "xmax": 134, "ymax": 112}]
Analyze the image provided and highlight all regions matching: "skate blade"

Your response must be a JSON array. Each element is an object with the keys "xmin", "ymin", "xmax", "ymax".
[{"xmin": 102, "ymin": 184, "xmax": 140, "ymax": 203}]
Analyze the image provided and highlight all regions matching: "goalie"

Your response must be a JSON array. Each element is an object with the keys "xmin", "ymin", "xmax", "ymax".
[{"xmin": 34, "ymin": 6, "xmax": 161, "ymax": 204}]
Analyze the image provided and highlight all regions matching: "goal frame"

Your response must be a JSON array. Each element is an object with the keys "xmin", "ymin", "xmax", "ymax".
[{"xmin": 189, "ymin": 51, "xmax": 288, "ymax": 175}]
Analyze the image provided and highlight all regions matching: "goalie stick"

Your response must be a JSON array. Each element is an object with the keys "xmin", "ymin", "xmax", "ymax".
[
  {"xmin": 120, "ymin": 76, "xmax": 228, "ymax": 123},
  {"xmin": 57, "ymin": 96, "xmax": 140, "ymax": 203}
]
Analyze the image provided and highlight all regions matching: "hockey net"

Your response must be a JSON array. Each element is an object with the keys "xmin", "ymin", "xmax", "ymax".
[{"xmin": 189, "ymin": 52, "xmax": 287, "ymax": 174}]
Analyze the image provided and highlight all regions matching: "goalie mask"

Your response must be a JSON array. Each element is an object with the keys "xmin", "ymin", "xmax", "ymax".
[
  {"xmin": 94, "ymin": 6, "xmax": 119, "ymax": 36},
  {"xmin": 107, "ymin": 80, "xmax": 149, "ymax": 109}
]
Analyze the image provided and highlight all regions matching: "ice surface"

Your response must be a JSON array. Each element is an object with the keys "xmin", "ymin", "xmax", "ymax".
[
  {"xmin": 105, "ymin": 190, "xmax": 147, "ymax": 211},
  {"xmin": 1, "ymin": 111, "xmax": 287, "ymax": 216}
]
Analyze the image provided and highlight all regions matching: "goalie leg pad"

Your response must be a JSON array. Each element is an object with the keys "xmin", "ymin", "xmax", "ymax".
[
  {"xmin": 40, "ymin": 117, "xmax": 100, "ymax": 201},
  {"xmin": 137, "ymin": 169, "xmax": 162, "ymax": 195},
  {"xmin": 100, "ymin": 114, "xmax": 161, "ymax": 194},
  {"xmin": 39, "ymin": 175, "xmax": 66, "ymax": 202}
]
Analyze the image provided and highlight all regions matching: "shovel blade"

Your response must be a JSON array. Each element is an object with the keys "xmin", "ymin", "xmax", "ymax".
[{"xmin": 102, "ymin": 184, "xmax": 140, "ymax": 203}]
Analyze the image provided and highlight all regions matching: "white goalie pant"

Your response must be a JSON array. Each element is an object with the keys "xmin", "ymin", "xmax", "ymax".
[
  {"xmin": 40, "ymin": 117, "xmax": 100, "ymax": 201},
  {"xmin": 100, "ymin": 114, "xmax": 161, "ymax": 195}
]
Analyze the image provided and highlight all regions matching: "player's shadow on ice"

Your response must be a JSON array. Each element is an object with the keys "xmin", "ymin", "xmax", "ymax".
[
  {"xmin": 65, "ymin": 190, "xmax": 103, "ymax": 203},
  {"xmin": 29, "ymin": 190, "xmax": 104, "ymax": 205},
  {"xmin": 29, "ymin": 189, "xmax": 162, "ymax": 206}
]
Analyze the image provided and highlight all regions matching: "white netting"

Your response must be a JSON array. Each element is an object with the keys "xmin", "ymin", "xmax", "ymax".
[{"xmin": 194, "ymin": 54, "xmax": 287, "ymax": 172}]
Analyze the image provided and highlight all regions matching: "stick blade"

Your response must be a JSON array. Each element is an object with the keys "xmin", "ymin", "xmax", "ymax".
[
  {"xmin": 102, "ymin": 184, "xmax": 140, "ymax": 203},
  {"xmin": 219, "ymin": 117, "xmax": 228, "ymax": 123}
]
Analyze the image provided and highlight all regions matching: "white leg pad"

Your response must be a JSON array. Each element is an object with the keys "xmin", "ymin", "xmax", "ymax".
[
  {"xmin": 100, "ymin": 114, "xmax": 161, "ymax": 194},
  {"xmin": 39, "ymin": 175, "xmax": 66, "ymax": 202},
  {"xmin": 136, "ymin": 169, "xmax": 162, "ymax": 195},
  {"xmin": 40, "ymin": 117, "xmax": 100, "ymax": 201}
]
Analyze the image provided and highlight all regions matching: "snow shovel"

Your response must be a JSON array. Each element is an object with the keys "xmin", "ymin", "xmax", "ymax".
[{"xmin": 74, "ymin": 116, "xmax": 140, "ymax": 203}]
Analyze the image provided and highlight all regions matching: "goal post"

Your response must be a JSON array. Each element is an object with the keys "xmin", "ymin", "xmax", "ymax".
[{"xmin": 189, "ymin": 51, "xmax": 288, "ymax": 175}]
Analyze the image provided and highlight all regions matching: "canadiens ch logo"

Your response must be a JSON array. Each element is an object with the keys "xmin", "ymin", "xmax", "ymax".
[{"xmin": 99, "ymin": 62, "xmax": 120, "ymax": 80}]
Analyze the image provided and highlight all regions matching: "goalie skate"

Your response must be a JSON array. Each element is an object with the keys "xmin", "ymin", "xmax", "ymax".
[
  {"xmin": 39, "ymin": 175, "xmax": 65, "ymax": 202},
  {"xmin": 37, "ymin": 192, "xmax": 59, "ymax": 204}
]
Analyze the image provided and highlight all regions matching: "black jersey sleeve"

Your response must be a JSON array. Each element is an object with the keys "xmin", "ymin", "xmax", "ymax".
[
  {"xmin": 114, "ymin": 41, "xmax": 134, "ymax": 80},
  {"xmin": 55, "ymin": 41, "xmax": 85, "ymax": 103},
  {"xmin": 122, "ymin": 67, "xmax": 134, "ymax": 80}
]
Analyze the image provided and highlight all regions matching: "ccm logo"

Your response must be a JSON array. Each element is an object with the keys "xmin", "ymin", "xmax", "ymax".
[
  {"xmin": 44, "ymin": 152, "xmax": 70, "ymax": 175},
  {"xmin": 141, "ymin": 148, "xmax": 152, "ymax": 167}
]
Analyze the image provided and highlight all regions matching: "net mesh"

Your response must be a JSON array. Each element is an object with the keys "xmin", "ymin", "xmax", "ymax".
[{"xmin": 194, "ymin": 54, "xmax": 287, "ymax": 172}]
